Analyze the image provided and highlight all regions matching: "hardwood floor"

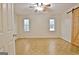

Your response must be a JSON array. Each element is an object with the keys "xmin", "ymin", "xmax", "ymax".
[{"xmin": 15, "ymin": 38, "xmax": 79, "ymax": 55}]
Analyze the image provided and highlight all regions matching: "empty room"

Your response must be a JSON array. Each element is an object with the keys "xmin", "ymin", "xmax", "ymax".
[{"xmin": 0, "ymin": 3, "xmax": 79, "ymax": 55}]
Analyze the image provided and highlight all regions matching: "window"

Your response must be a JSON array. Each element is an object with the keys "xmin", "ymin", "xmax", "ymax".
[
  {"xmin": 49, "ymin": 19, "xmax": 55, "ymax": 31},
  {"xmin": 24, "ymin": 19, "xmax": 30, "ymax": 32}
]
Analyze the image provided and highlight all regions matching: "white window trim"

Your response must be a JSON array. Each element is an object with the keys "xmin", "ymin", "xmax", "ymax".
[{"xmin": 24, "ymin": 18, "xmax": 30, "ymax": 32}]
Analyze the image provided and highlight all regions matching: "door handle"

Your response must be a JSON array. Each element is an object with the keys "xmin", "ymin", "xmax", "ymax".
[{"xmin": 13, "ymin": 34, "xmax": 17, "ymax": 37}]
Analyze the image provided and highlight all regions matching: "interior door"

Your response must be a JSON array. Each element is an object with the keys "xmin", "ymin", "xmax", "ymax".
[
  {"xmin": 7, "ymin": 3, "xmax": 17, "ymax": 55},
  {"xmin": 72, "ymin": 7, "xmax": 79, "ymax": 47},
  {"xmin": 0, "ymin": 3, "xmax": 16, "ymax": 55}
]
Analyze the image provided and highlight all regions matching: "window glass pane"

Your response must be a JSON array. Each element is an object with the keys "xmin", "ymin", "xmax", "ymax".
[
  {"xmin": 50, "ymin": 24, "xmax": 54, "ymax": 28},
  {"xmin": 24, "ymin": 19, "xmax": 29, "ymax": 25},
  {"xmin": 26, "ymin": 26, "xmax": 29, "ymax": 31},
  {"xmin": 50, "ymin": 19, "xmax": 54, "ymax": 24}
]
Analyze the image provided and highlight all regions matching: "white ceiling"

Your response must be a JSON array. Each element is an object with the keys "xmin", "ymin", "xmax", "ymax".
[{"xmin": 14, "ymin": 3, "xmax": 78, "ymax": 15}]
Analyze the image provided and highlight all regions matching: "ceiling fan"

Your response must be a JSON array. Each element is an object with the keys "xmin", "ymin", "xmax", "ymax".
[{"xmin": 28, "ymin": 3, "xmax": 52, "ymax": 12}]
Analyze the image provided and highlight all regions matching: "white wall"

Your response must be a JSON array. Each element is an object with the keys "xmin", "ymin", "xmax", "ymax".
[
  {"xmin": 61, "ymin": 12, "xmax": 72, "ymax": 42},
  {"xmin": 16, "ymin": 12, "xmax": 61, "ymax": 38}
]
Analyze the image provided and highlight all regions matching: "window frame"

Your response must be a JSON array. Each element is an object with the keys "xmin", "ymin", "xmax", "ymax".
[{"xmin": 24, "ymin": 18, "xmax": 30, "ymax": 32}]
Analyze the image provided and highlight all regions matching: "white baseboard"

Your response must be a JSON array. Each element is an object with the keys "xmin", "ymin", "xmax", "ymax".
[
  {"xmin": 16, "ymin": 36, "xmax": 61, "ymax": 40},
  {"xmin": 60, "ymin": 37, "xmax": 71, "ymax": 43}
]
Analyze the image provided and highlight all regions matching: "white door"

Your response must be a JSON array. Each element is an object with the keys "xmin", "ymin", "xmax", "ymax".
[
  {"xmin": 0, "ymin": 3, "xmax": 17, "ymax": 55},
  {"xmin": 7, "ymin": 3, "xmax": 17, "ymax": 55}
]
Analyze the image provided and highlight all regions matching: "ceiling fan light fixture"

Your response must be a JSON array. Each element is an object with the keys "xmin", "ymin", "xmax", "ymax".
[
  {"xmin": 29, "ymin": 3, "xmax": 53, "ymax": 12},
  {"xmin": 34, "ymin": 6, "xmax": 44, "ymax": 11}
]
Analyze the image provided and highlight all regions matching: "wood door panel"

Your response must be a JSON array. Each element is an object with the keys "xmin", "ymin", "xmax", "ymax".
[{"xmin": 72, "ymin": 8, "xmax": 79, "ymax": 46}]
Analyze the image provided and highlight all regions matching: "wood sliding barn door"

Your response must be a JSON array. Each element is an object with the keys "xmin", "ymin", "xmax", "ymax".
[{"xmin": 72, "ymin": 8, "xmax": 79, "ymax": 47}]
